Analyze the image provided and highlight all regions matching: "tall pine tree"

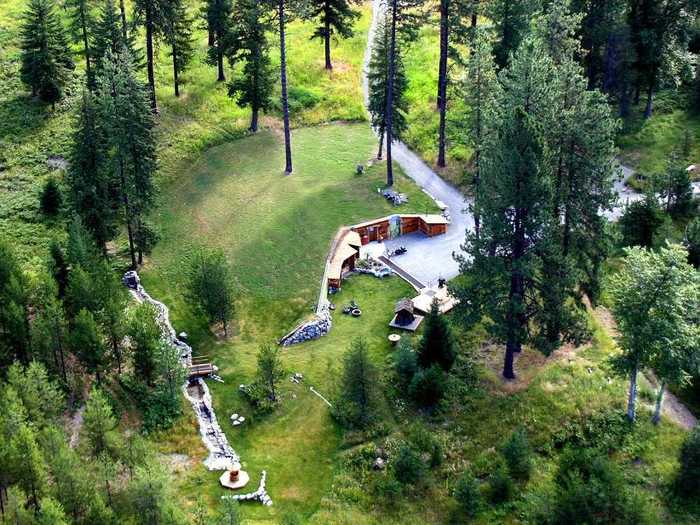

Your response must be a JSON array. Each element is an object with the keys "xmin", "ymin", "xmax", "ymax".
[
  {"xmin": 307, "ymin": 0, "xmax": 360, "ymax": 70},
  {"xmin": 133, "ymin": 0, "xmax": 169, "ymax": 112},
  {"xmin": 19, "ymin": 0, "xmax": 74, "ymax": 106},
  {"xmin": 164, "ymin": 0, "xmax": 195, "ymax": 97},
  {"xmin": 367, "ymin": 14, "xmax": 409, "ymax": 160},
  {"xmin": 203, "ymin": 0, "xmax": 234, "ymax": 82}
]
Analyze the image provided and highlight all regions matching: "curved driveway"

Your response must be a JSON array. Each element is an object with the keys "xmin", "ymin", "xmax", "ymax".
[{"xmin": 361, "ymin": 0, "xmax": 697, "ymax": 285}]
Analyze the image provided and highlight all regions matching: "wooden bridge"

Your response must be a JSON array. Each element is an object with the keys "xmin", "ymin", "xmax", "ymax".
[{"xmin": 188, "ymin": 356, "xmax": 215, "ymax": 378}]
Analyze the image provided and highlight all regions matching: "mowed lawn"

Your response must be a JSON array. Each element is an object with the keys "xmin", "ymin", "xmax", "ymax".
[{"xmin": 141, "ymin": 122, "xmax": 437, "ymax": 521}]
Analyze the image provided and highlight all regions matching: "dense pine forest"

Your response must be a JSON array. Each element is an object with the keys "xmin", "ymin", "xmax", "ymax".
[{"xmin": 1, "ymin": 0, "xmax": 700, "ymax": 523}]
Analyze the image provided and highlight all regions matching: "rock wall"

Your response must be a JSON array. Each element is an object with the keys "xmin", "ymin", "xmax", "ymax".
[{"xmin": 279, "ymin": 310, "xmax": 332, "ymax": 346}]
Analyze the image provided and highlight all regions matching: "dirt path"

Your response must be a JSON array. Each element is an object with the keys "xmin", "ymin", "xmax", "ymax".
[{"xmin": 592, "ymin": 306, "xmax": 697, "ymax": 430}]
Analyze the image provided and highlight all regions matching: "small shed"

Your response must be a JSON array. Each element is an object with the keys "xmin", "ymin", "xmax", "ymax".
[
  {"xmin": 389, "ymin": 298, "xmax": 424, "ymax": 331},
  {"xmin": 327, "ymin": 229, "xmax": 362, "ymax": 289}
]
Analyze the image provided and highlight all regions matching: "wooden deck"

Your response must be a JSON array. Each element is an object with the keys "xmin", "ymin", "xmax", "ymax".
[{"xmin": 189, "ymin": 356, "xmax": 215, "ymax": 377}]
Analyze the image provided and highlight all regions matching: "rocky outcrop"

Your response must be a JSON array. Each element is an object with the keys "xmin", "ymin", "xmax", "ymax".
[{"xmin": 279, "ymin": 310, "xmax": 332, "ymax": 346}]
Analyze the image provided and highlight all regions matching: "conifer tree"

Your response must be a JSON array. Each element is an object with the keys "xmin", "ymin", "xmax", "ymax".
[
  {"xmin": 461, "ymin": 29, "xmax": 499, "ymax": 240},
  {"xmin": 203, "ymin": 0, "xmax": 234, "ymax": 82},
  {"xmin": 307, "ymin": 0, "xmax": 360, "ymax": 70},
  {"xmin": 92, "ymin": 0, "xmax": 140, "ymax": 77},
  {"xmin": 96, "ymin": 50, "xmax": 157, "ymax": 268},
  {"xmin": 133, "ymin": 0, "xmax": 169, "ymax": 112},
  {"xmin": 82, "ymin": 387, "xmax": 118, "ymax": 458},
  {"xmin": 488, "ymin": 0, "xmax": 538, "ymax": 69},
  {"xmin": 164, "ymin": 0, "xmax": 195, "ymax": 97},
  {"xmin": 128, "ymin": 303, "xmax": 161, "ymax": 386},
  {"xmin": 68, "ymin": 90, "xmax": 119, "ymax": 252},
  {"xmin": 66, "ymin": 0, "xmax": 96, "ymax": 86},
  {"xmin": 382, "ymin": 0, "xmax": 424, "ymax": 185},
  {"xmin": 227, "ymin": 0, "xmax": 275, "ymax": 131},
  {"xmin": 417, "ymin": 299, "xmax": 456, "ymax": 372},
  {"xmin": 19, "ymin": 0, "xmax": 74, "ymax": 106},
  {"xmin": 254, "ymin": 343, "xmax": 285, "ymax": 403},
  {"xmin": 71, "ymin": 309, "xmax": 109, "ymax": 384},
  {"xmin": 334, "ymin": 338, "xmax": 380, "ymax": 429},
  {"xmin": 9, "ymin": 424, "xmax": 47, "ymax": 512},
  {"xmin": 367, "ymin": 14, "xmax": 408, "ymax": 161},
  {"xmin": 0, "ymin": 240, "xmax": 30, "ymax": 367}
]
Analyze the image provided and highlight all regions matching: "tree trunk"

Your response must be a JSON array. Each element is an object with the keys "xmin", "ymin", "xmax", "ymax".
[
  {"xmin": 145, "ymin": 4, "xmax": 158, "ymax": 113},
  {"xmin": 503, "ymin": 340, "xmax": 517, "ymax": 380},
  {"xmin": 437, "ymin": 0, "xmax": 448, "ymax": 168},
  {"xmin": 119, "ymin": 0, "xmax": 128, "ymax": 41},
  {"xmin": 208, "ymin": 28, "xmax": 214, "ymax": 47},
  {"xmin": 172, "ymin": 45, "xmax": 180, "ymax": 97},
  {"xmin": 119, "ymin": 159, "xmax": 137, "ymax": 269},
  {"xmin": 324, "ymin": 8, "xmax": 332, "ymax": 70},
  {"xmin": 80, "ymin": 1, "xmax": 92, "ymax": 88},
  {"xmin": 250, "ymin": 106, "xmax": 259, "ymax": 132},
  {"xmin": 471, "ymin": 0, "xmax": 478, "ymax": 27},
  {"xmin": 652, "ymin": 380, "xmax": 666, "ymax": 425},
  {"xmin": 279, "ymin": 0, "xmax": 293, "ymax": 174},
  {"xmin": 627, "ymin": 364, "xmax": 638, "ymax": 422},
  {"xmin": 385, "ymin": 0, "xmax": 397, "ymax": 187},
  {"xmin": 377, "ymin": 129, "xmax": 384, "ymax": 159},
  {"xmin": 643, "ymin": 82, "xmax": 654, "ymax": 119},
  {"xmin": 217, "ymin": 42, "xmax": 225, "ymax": 81},
  {"xmin": 474, "ymin": 149, "xmax": 481, "ymax": 240}
]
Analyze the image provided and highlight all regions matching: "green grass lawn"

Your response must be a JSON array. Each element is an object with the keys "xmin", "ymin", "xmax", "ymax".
[{"xmin": 140, "ymin": 122, "xmax": 437, "ymax": 521}]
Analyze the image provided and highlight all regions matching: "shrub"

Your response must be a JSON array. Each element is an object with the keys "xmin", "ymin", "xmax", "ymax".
[
  {"xmin": 453, "ymin": 472, "xmax": 482, "ymax": 519},
  {"xmin": 675, "ymin": 427, "xmax": 700, "ymax": 499},
  {"xmin": 40, "ymin": 178, "xmax": 62, "ymax": 216},
  {"xmin": 550, "ymin": 448, "xmax": 652, "ymax": 525},
  {"xmin": 409, "ymin": 424, "xmax": 443, "ymax": 467},
  {"xmin": 374, "ymin": 473, "xmax": 402, "ymax": 501},
  {"xmin": 409, "ymin": 364, "xmax": 446, "ymax": 407},
  {"xmin": 488, "ymin": 464, "xmax": 514, "ymax": 504},
  {"xmin": 287, "ymin": 86, "xmax": 321, "ymax": 113},
  {"xmin": 501, "ymin": 428, "xmax": 532, "ymax": 481},
  {"xmin": 618, "ymin": 196, "xmax": 665, "ymax": 248},
  {"xmin": 417, "ymin": 299, "xmax": 456, "ymax": 371},
  {"xmin": 393, "ymin": 444, "xmax": 424, "ymax": 485}
]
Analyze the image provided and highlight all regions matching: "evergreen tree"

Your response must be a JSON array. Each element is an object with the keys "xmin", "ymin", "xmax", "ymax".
[
  {"xmin": 488, "ymin": 0, "xmax": 538, "ymax": 69},
  {"xmin": 184, "ymin": 247, "xmax": 235, "ymax": 336},
  {"xmin": 653, "ymin": 159, "xmax": 694, "ymax": 217},
  {"xmin": 164, "ymin": 0, "xmax": 195, "ymax": 97},
  {"xmin": 68, "ymin": 90, "xmax": 119, "ymax": 252},
  {"xmin": 9, "ymin": 424, "xmax": 47, "ymax": 512},
  {"xmin": 609, "ymin": 244, "xmax": 700, "ymax": 423},
  {"xmin": 367, "ymin": 14, "xmax": 408, "ymax": 161},
  {"xmin": 227, "ymin": 0, "xmax": 275, "ymax": 132},
  {"xmin": 48, "ymin": 240, "xmax": 69, "ymax": 298},
  {"xmin": 461, "ymin": 29, "xmax": 499, "ymax": 240},
  {"xmin": 133, "ymin": 0, "xmax": 169, "ymax": 112},
  {"xmin": 675, "ymin": 427, "xmax": 700, "ymax": 499},
  {"xmin": 307, "ymin": 0, "xmax": 360, "ymax": 70},
  {"xmin": 124, "ymin": 465, "xmax": 186, "ymax": 525},
  {"xmin": 455, "ymin": 37, "xmax": 557, "ymax": 380},
  {"xmin": 417, "ymin": 299, "xmax": 455, "ymax": 371},
  {"xmin": 39, "ymin": 177, "xmax": 63, "ymax": 216},
  {"xmin": 254, "ymin": 343, "xmax": 285, "ymax": 403},
  {"xmin": 36, "ymin": 497, "xmax": 69, "ymax": 525},
  {"xmin": 82, "ymin": 387, "xmax": 118, "ymax": 458},
  {"xmin": 96, "ymin": 50, "xmax": 157, "ymax": 268},
  {"xmin": 71, "ymin": 309, "xmax": 109, "ymax": 384},
  {"xmin": 0, "ymin": 240, "xmax": 30, "ymax": 367},
  {"xmin": 334, "ymin": 338, "xmax": 380, "ymax": 429},
  {"xmin": 203, "ymin": 0, "xmax": 234, "ymax": 82},
  {"xmin": 128, "ymin": 303, "xmax": 161, "ymax": 386},
  {"xmin": 628, "ymin": 0, "xmax": 698, "ymax": 118},
  {"xmin": 66, "ymin": 0, "xmax": 96, "ymax": 87},
  {"xmin": 6, "ymin": 361, "xmax": 65, "ymax": 427},
  {"xmin": 500, "ymin": 428, "xmax": 532, "ymax": 480},
  {"xmin": 19, "ymin": 0, "xmax": 74, "ymax": 106},
  {"xmin": 382, "ymin": 0, "xmax": 424, "ymax": 186},
  {"xmin": 92, "ymin": 0, "xmax": 139, "ymax": 75},
  {"xmin": 685, "ymin": 217, "xmax": 700, "ymax": 268},
  {"xmin": 30, "ymin": 292, "xmax": 69, "ymax": 384},
  {"xmin": 619, "ymin": 196, "xmax": 665, "ymax": 248}
]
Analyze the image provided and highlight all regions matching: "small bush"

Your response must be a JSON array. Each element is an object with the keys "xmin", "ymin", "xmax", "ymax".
[
  {"xmin": 501, "ymin": 428, "xmax": 532, "ymax": 481},
  {"xmin": 453, "ymin": 472, "xmax": 482, "ymax": 519},
  {"xmin": 393, "ymin": 444, "xmax": 424, "ymax": 485},
  {"xmin": 488, "ymin": 464, "xmax": 514, "ymax": 504},
  {"xmin": 549, "ymin": 448, "xmax": 652, "ymax": 525},
  {"xmin": 675, "ymin": 427, "xmax": 700, "ymax": 499},
  {"xmin": 409, "ymin": 424, "xmax": 443, "ymax": 468},
  {"xmin": 40, "ymin": 178, "xmax": 62, "ymax": 216},
  {"xmin": 409, "ymin": 364, "xmax": 446, "ymax": 407},
  {"xmin": 287, "ymin": 86, "xmax": 321, "ymax": 113},
  {"xmin": 374, "ymin": 473, "xmax": 402, "ymax": 501}
]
